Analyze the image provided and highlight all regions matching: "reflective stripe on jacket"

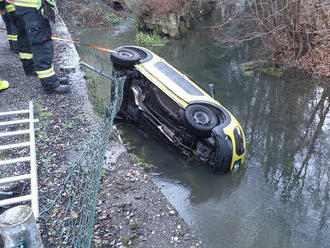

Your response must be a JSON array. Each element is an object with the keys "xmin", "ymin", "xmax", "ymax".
[
  {"xmin": 8, "ymin": 34, "xmax": 18, "ymax": 41},
  {"xmin": 5, "ymin": 3, "xmax": 15, "ymax": 12},
  {"xmin": 13, "ymin": 0, "xmax": 41, "ymax": 9}
]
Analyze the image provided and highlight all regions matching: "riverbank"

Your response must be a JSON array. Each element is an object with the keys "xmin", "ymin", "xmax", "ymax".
[{"xmin": 0, "ymin": 15, "xmax": 203, "ymax": 247}]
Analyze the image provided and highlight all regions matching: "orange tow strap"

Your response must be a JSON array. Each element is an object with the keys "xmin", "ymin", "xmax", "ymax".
[
  {"xmin": 50, "ymin": 36, "xmax": 116, "ymax": 53},
  {"xmin": 0, "ymin": 27, "xmax": 116, "ymax": 53}
]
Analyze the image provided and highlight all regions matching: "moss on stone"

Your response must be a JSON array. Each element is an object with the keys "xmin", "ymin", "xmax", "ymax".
[
  {"xmin": 261, "ymin": 67, "xmax": 283, "ymax": 78},
  {"xmin": 243, "ymin": 70, "xmax": 255, "ymax": 77},
  {"xmin": 239, "ymin": 60, "xmax": 267, "ymax": 72},
  {"xmin": 240, "ymin": 60, "xmax": 283, "ymax": 78}
]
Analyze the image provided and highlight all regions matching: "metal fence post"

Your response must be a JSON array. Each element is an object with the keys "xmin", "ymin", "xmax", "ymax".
[{"xmin": 0, "ymin": 205, "xmax": 44, "ymax": 248}]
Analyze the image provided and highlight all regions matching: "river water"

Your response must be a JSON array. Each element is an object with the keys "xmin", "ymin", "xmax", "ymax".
[{"xmin": 77, "ymin": 20, "xmax": 330, "ymax": 248}]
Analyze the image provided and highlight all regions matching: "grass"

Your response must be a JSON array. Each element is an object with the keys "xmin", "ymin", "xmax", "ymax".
[
  {"xmin": 40, "ymin": 155, "xmax": 52, "ymax": 165},
  {"xmin": 85, "ymin": 72, "xmax": 106, "ymax": 115},
  {"xmin": 105, "ymin": 14, "xmax": 121, "ymax": 24},
  {"xmin": 129, "ymin": 153, "xmax": 151, "ymax": 171},
  {"xmin": 130, "ymin": 221, "xmax": 140, "ymax": 230},
  {"xmin": 121, "ymin": 131, "xmax": 151, "ymax": 171},
  {"xmin": 39, "ymin": 111, "xmax": 53, "ymax": 117},
  {"xmin": 23, "ymin": 133, "xmax": 30, "ymax": 141},
  {"xmin": 130, "ymin": 234, "xmax": 138, "ymax": 240},
  {"xmin": 94, "ymin": 4, "xmax": 122, "ymax": 25},
  {"xmin": 0, "ymin": 151, "xmax": 5, "ymax": 160},
  {"xmin": 121, "ymin": 237, "xmax": 129, "ymax": 244},
  {"xmin": 136, "ymin": 31, "xmax": 167, "ymax": 47},
  {"xmin": 37, "ymin": 130, "xmax": 49, "ymax": 141},
  {"xmin": 63, "ymin": 122, "xmax": 74, "ymax": 129}
]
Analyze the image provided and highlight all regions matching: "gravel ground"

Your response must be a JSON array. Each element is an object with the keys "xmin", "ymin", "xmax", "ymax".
[{"xmin": 0, "ymin": 16, "xmax": 203, "ymax": 248}]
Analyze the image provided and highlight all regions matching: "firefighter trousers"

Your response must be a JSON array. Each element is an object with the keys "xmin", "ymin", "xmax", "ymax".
[
  {"xmin": 9, "ymin": 11, "xmax": 35, "ymax": 74},
  {"xmin": 15, "ymin": 6, "xmax": 58, "ymax": 89},
  {"xmin": 1, "ymin": 11, "xmax": 18, "ymax": 51}
]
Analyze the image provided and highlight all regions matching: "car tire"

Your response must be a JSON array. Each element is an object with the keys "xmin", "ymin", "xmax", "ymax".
[
  {"xmin": 110, "ymin": 48, "xmax": 141, "ymax": 69},
  {"xmin": 184, "ymin": 104, "xmax": 218, "ymax": 136},
  {"xmin": 210, "ymin": 135, "xmax": 233, "ymax": 173},
  {"xmin": 116, "ymin": 46, "xmax": 154, "ymax": 63}
]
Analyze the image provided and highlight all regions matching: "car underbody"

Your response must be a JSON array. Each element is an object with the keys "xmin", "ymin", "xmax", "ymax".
[{"xmin": 111, "ymin": 46, "xmax": 246, "ymax": 173}]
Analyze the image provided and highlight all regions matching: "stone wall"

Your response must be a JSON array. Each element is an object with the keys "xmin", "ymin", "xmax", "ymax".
[{"xmin": 125, "ymin": 0, "xmax": 217, "ymax": 38}]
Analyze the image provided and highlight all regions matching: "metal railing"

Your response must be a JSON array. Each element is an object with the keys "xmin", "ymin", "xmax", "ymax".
[{"xmin": 0, "ymin": 101, "xmax": 39, "ymax": 217}]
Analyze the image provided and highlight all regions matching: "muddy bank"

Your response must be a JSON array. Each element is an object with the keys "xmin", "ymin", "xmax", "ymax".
[{"xmin": 0, "ymin": 14, "xmax": 203, "ymax": 247}]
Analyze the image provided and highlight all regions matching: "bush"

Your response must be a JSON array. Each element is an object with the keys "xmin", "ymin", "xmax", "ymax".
[{"xmin": 57, "ymin": 0, "xmax": 122, "ymax": 28}]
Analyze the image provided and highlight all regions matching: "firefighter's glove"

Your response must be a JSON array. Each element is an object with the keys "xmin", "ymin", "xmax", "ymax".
[{"xmin": 41, "ymin": 0, "xmax": 56, "ymax": 23}]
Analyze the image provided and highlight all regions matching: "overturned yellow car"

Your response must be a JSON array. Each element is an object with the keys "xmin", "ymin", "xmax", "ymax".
[{"xmin": 111, "ymin": 46, "xmax": 246, "ymax": 173}]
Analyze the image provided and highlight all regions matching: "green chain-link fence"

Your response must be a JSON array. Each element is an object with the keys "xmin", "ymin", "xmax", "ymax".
[
  {"xmin": 37, "ymin": 72, "xmax": 125, "ymax": 248},
  {"xmin": 10, "ymin": 240, "xmax": 25, "ymax": 248}
]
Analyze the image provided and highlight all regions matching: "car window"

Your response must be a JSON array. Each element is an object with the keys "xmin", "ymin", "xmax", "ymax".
[{"xmin": 154, "ymin": 61, "xmax": 204, "ymax": 96}]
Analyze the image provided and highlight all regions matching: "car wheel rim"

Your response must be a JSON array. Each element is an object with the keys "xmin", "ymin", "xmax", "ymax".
[
  {"xmin": 119, "ymin": 51, "xmax": 134, "ymax": 58},
  {"xmin": 193, "ymin": 111, "xmax": 210, "ymax": 125}
]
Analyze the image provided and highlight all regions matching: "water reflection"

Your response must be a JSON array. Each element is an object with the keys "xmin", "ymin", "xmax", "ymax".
[
  {"xmin": 78, "ymin": 22, "xmax": 330, "ymax": 248},
  {"xmin": 239, "ymin": 71, "xmax": 330, "ymax": 247}
]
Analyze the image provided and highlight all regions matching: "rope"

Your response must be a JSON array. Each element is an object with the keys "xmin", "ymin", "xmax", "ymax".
[
  {"xmin": 0, "ymin": 27, "xmax": 116, "ymax": 53},
  {"xmin": 51, "ymin": 36, "xmax": 116, "ymax": 53}
]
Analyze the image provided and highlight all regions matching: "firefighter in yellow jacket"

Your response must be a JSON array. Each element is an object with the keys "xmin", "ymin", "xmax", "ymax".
[
  {"xmin": 6, "ymin": 0, "xmax": 70, "ymax": 94},
  {"xmin": 1, "ymin": 1, "xmax": 35, "ymax": 76},
  {"xmin": 0, "ymin": 1, "xmax": 11, "ymax": 91},
  {"xmin": 0, "ymin": 2, "xmax": 18, "ymax": 52}
]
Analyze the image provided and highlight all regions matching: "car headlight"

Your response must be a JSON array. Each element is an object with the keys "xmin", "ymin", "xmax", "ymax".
[{"xmin": 234, "ymin": 159, "xmax": 241, "ymax": 169}]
